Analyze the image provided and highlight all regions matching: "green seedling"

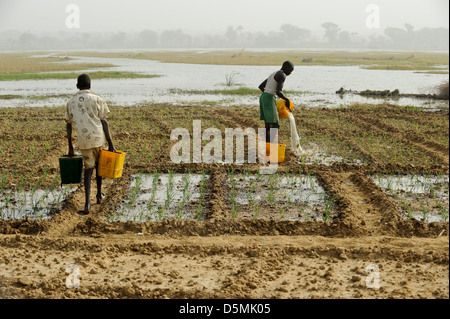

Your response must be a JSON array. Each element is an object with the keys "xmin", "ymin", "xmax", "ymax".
[
  {"xmin": 146, "ymin": 171, "xmax": 160, "ymax": 213},
  {"xmin": 322, "ymin": 195, "xmax": 335, "ymax": 222},
  {"xmin": 165, "ymin": 170, "xmax": 175, "ymax": 208},
  {"xmin": 252, "ymin": 204, "xmax": 261, "ymax": 220},
  {"xmin": 128, "ymin": 174, "xmax": 142, "ymax": 208},
  {"xmin": 279, "ymin": 206, "xmax": 285, "ymax": 219},
  {"xmin": 231, "ymin": 202, "xmax": 239, "ymax": 219},
  {"xmin": 156, "ymin": 205, "xmax": 165, "ymax": 221},
  {"xmin": 441, "ymin": 207, "xmax": 448, "ymax": 222}
]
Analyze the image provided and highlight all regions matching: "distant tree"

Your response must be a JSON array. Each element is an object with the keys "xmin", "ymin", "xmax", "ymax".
[
  {"xmin": 236, "ymin": 25, "xmax": 244, "ymax": 44},
  {"xmin": 111, "ymin": 32, "xmax": 127, "ymax": 48},
  {"xmin": 337, "ymin": 30, "xmax": 352, "ymax": 47},
  {"xmin": 196, "ymin": 34, "xmax": 222, "ymax": 48},
  {"xmin": 404, "ymin": 23, "xmax": 414, "ymax": 34},
  {"xmin": 384, "ymin": 27, "xmax": 408, "ymax": 48},
  {"xmin": 19, "ymin": 32, "xmax": 37, "ymax": 49},
  {"xmin": 280, "ymin": 24, "xmax": 311, "ymax": 45},
  {"xmin": 138, "ymin": 30, "xmax": 158, "ymax": 48},
  {"xmin": 416, "ymin": 27, "xmax": 449, "ymax": 50},
  {"xmin": 404, "ymin": 23, "xmax": 417, "ymax": 47},
  {"xmin": 160, "ymin": 29, "xmax": 191, "ymax": 48},
  {"xmin": 321, "ymin": 22, "xmax": 341, "ymax": 44},
  {"xmin": 225, "ymin": 26, "xmax": 238, "ymax": 46}
]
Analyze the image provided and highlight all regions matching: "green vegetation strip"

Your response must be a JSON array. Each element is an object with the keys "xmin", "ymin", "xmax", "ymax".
[
  {"xmin": 169, "ymin": 87, "xmax": 306, "ymax": 95},
  {"xmin": 0, "ymin": 95, "xmax": 23, "ymax": 100},
  {"xmin": 0, "ymin": 94, "xmax": 72, "ymax": 100},
  {"xmin": 0, "ymin": 71, "xmax": 162, "ymax": 81}
]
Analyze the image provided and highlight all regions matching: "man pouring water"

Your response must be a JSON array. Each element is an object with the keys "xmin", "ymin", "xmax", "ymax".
[{"xmin": 259, "ymin": 61, "xmax": 294, "ymax": 145}]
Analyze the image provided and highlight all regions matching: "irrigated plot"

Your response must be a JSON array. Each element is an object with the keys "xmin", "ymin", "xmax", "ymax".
[
  {"xmin": 0, "ymin": 185, "xmax": 77, "ymax": 220},
  {"xmin": 111, "ymin": 171, "xmax": 210, "ymax": 222},
  {"xmin": 225, "ymin": 170, "xmax": 337, "ymax": 221},
  {"xmin": 371, "ymin": 174, "xmax": 449, "ymax": 222},
  {"xmin": 296, "ymin": 143, "xmax": 365, "ymax": 166}
]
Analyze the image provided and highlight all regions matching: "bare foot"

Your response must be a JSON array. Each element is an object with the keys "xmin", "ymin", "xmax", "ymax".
[
  {"xmin": 79, "ymin": 203, "xmax": 91, "ymax": 215},
  {"xmin": 96, "ymin": 192, "xmax": 105, "ymax": 204}
]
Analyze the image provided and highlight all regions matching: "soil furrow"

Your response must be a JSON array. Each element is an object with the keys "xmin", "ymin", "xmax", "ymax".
[
  {"xmin": 349, "ymin": 172, "xmax": 403, "ymax": 235},
  {"xmin": 43, "ymin": 177, "xmax": 116, "ymax": 237},
  {"xmin": 316, "ymin": 169, "xmax": 378, "ymax": 236},
  {"xmin": 340, "ymin": 113, "xmax": 449, "ymax": 167},
  {"xmin": 295, "ymin": 116, "xmax": 382, "ymax": 165}
]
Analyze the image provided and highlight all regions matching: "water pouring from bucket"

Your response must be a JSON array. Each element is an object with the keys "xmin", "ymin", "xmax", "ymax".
[{"xmin": 276, "ymin": 98, "xmax": 304, "ymax": 156}]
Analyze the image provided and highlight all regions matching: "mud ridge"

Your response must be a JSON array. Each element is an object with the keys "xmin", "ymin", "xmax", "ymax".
[
  {"xmin": 349, "ymin": 172, "xmax": 402, "ymax": 235},
  {"xmin": 206, "ymin": 166, "xmax": 227, "ymax": 219}
]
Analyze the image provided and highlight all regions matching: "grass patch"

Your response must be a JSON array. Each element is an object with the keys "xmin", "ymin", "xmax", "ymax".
[
  {"xmin": 169, "ymin": 87, "xmax": 306, "ymax": 96},
  {"xmin": 415, "ymin": 70, "xmax": 449, "ymax": 75},
  {"xmin": 0, "ymin": 52, "xmax": 114, "ymax": 75},
  {"xmin": 27, "ymin": 94, "xmax": 72, "ymax": 100},
  {"xmin": 0, "ymin": 94, "xmax": 73, "ymax": 101},
  {"xmin": 0, "ymin": 95, "xmax": 23, "ymax": 100},
  {"xmin": 0, "ymin": 71, "xmax": 161, "ymax": 81}
]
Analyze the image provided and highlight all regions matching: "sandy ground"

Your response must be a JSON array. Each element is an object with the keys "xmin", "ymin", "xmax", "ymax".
[{"xmin": 0, "ymin": 232, "xmax": 448, "ymax": 299}]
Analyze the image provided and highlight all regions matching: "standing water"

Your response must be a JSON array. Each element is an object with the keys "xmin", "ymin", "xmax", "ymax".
[{"xmin": 0, "ymin": 52, "xmax": 448, "ymax": 109}]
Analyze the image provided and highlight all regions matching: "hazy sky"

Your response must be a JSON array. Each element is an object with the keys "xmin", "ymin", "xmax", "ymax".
[{"xmin": 0, "ymin": 0, "xmax": 448, "ymax": 35}]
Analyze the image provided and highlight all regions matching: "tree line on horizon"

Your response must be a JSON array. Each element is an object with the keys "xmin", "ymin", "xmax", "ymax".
[{"xmin": 1, "ymin": 23, "xmax": 448, "ymax": 51}]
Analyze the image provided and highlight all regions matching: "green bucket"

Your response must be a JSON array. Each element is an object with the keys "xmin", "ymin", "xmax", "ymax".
[{"xmin": 59, "ymin": 155, "xmax": 83, "ymax": 184}]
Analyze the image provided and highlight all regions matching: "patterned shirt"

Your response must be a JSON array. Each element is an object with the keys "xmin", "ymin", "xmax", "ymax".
[{"xmin": 65, "ymin": 90, "xmax": 109, "ymax": 150}]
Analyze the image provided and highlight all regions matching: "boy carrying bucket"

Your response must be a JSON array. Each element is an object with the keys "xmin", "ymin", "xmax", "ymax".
[
  {"xmin": 258, "ymin": 61, "xmax": 294, "ymax": 147},
  {"xmin": 65, "ymin": 74, "xmax": 115, "ymax": 214}
]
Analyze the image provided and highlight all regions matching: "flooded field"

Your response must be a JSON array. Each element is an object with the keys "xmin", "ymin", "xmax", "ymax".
[
  {"xmin": 0, "ymin": 185, "xmax": 77, "ymax": 220},
  {"xmin": 113, "ymin": 172, "xmax": 210, "ymax": 222},
  {"xmin": 225, "ymin": 171, "xmax": 336, "ymax": 221},
  {"xmin": 0, "ymin": 51, "xmax": 448, "ymax": 110},
  {"xmin": 371, "ymin": 174, "xmax": 449, "ymax": 222}
]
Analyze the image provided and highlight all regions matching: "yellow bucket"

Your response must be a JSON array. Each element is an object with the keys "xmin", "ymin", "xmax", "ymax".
[
  {"xmin": 265, "ymin": 143, "xmax": 286, "ymax": 163},
  {"xmin": 276, "ymin": 98, "xmax": 294, "ymax": 119},
  {"xmin": 98, "ymin": 149, "xmax": 126, "ymax": 179}
]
